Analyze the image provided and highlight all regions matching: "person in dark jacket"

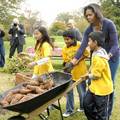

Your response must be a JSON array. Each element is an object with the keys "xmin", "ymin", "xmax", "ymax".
[
  {"xmin": 65, "ymin": 3, "xmax": 119, "ymax": 119},
  {"xmin": 8, "ymin": 18, "xmax": 25, "ymax": 58},
  {"xmin": 67, "ymin": 19, "xmax": 82, "ymax": 42},
  {"xmin": 0, "ymin": 29, "xmax": 5, "ymax": 67}
]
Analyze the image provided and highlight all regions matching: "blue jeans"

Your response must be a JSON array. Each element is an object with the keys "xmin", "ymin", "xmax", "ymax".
[
  {"xmin": 108, "ymin": 57, "xmax": 119, "ymax": 115},
  {"xmin": 65, "ymin": 80, "xmax": 86, "ymax": 113}
]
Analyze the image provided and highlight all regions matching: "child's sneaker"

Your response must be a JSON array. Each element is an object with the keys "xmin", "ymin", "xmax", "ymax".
[
  {"xmin": 62, "ymin": 112, "xmax": 74, "ymax": 117},
  {"xmin": 77, "ymin": 108, "xmax": 84, "ymax": 112}
]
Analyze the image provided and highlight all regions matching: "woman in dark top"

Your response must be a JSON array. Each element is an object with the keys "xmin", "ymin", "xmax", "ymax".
[
  {"xmin": 0, "ymin": 29, "xmax": 5, "ymax": 67},
  {"xmin": 66, "ymin": 3, "xmax": 119, "ymax": 119}
]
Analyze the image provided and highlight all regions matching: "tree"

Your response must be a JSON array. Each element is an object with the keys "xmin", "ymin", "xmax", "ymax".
[
  {"xmin": 19, "ymin": 9, "xmax": 46, "ymax": 36},
  {"xmin": 101, "ymin": 0, "xmax": 120, "ymax": 35},
  {"xmin": 75, "ymin": 17, "xmax": 89, "ymax": 34},
  {"xmin": 49, "ymin": 21, "xmax": 66, "ymax": 35},
  {"xmin": 0, "ymin": 0, "xmax": 24, "ymax": 24},
  {"xmin": 70, "ymin": 10, "xmax": 89, "ymax": 33},
  {"xmin": 0, "ymin": 0, "xmax": 25, "ymax": 40},
  {"xmin": 56, "ymin": 12, "xmax": 73, "ymax": 24}
]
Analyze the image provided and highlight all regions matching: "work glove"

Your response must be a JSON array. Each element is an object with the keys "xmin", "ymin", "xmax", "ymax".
[{"xmin": 64, "ymin": 62, "xmax": 74, "ymax": 73}]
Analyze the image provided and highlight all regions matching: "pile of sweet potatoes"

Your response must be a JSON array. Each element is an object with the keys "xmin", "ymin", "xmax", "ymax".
[{"xmin": 0, "ymin": 77, "xmax": 55, "ymax": 107}]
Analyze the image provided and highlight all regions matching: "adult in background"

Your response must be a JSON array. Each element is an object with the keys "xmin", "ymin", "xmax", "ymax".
[
  {"xmin": 67, "ymin": 19, "xmax": 82, "ymax": 42},
  {"xmin": 8, "ymin": 18, "xmax": 25, "ymax": 58},
  {"xmin": 0, "ymin": 29, "xmax": 5, "ymax": 67},
  {"xmin": 65, "ymin": 3, "xmax": 119, "ymax": 119}
]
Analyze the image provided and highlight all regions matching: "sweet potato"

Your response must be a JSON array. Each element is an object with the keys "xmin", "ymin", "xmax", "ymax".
[
  {"xmin": 26, "ymin": 74, "xmax": 32, "ymax": 77},
  {"xmin": 43, "ymin": 80, "xmax": 55, "ymax": 90},
  {"xmin": 50, "ymin": 80, "xmax": 55, "ymax": 87},
  {"xmin": 39, "ymin": 84, "xmax": 45, "ymax": 89},
  {"xmin": 10, "ymin": 94, "xmax": 24, "ymax": 105},
  {"xmin": 26, "ymin": 85, "xmax": 37, "ymax": 91},
  {"xmin": 24, "ymin": 80, "xmax": 40, "ymax": 86},
  {"xmin": 3, "ymin": 92, "xmax": 14, "ymax": 103},
  {"xmin": 18, "ymin": 96, "xmax": 31, "ymax": 103},
  {"xmin": 18, "ymin": 94, "xmax": 38, "ymax": 103},
  {"xmin": 11, "ymin": 89, "xmax": 20, "ymax": 94},
  {"xmin": 27, "ymin": 93, "xmax": 39, "ymax": 98},
  {"xmin": 19, "ymin": 87, "xmax": 32, "ymax": 94},
  {"xmin": 0, "ymin": 100, "xmax": 9, "ymax": 106},
  {"xmin": 37, "ymin": 77, "xmax": 44, "ymax": 83},
  {"xmin": 35, "ymin": 87, "xmax": 45, "ymax": 94}
]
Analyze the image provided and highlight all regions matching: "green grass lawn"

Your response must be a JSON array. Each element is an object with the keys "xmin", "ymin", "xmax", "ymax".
[
  {"xmin": 0, "ymin": 36, "xmax": 120, "ymax": 120},
  {"xmin": 3, "ymin": 37, "xmax": 36, "ymax": 58},
  {"xmin": 4, "ymin": 36, "xmax": 65, "ymax": 58}
]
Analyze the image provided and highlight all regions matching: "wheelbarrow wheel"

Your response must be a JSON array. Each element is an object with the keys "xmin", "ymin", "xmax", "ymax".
[{"xmin": 8, "ymin": 115, "xmax": 25, "ymax": 120}]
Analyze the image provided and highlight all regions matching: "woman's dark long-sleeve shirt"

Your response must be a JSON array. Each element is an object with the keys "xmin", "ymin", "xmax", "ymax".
[{"xmin": 75, "ymin": 18, "xmax": 119, "ymax": 62}]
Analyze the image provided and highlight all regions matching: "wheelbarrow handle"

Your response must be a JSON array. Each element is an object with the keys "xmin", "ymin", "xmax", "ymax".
[{"xmin": 65, "ymin": 77, "xmax": 86, "ymax": 93}]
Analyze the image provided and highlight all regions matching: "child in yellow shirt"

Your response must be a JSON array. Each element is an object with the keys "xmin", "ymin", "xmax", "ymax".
[
  {"xmin": 28, "ymin": 27, "xmax": 54, "ymax": 79},
  {"xmin": 82, "ymin": 31, "xmax": 113, "ymax": 120},
  {"xmin": 62, "ymin": 30, "xmax": 89, "ymax": 117}
]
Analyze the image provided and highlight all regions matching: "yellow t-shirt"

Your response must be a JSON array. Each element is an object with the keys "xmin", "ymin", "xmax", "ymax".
[
  {"xmin": 33, "ymin": 42, "xmax": 54, "ymax": 75},
  {"xmin": 89, "ymin": 55, "xmax": 113, "ymax": 96},
  {"xmin": 62, "ymin": 43, "xmax": 89, "ymax": 81}
]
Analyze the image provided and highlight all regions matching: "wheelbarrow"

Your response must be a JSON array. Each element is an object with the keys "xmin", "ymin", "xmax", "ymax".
[{"xmin": 0, "ymin": 71, "xmax": 72, "ymax": 120}]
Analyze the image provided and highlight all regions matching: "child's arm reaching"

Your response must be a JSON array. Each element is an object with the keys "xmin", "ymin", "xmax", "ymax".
[
  {"xmin": 63, "ymin": 54, "xmax": 88, "ymax": 73},
  {"xmin": 28, "ymin": 57, "xmax": 50, "ymax": 68}
]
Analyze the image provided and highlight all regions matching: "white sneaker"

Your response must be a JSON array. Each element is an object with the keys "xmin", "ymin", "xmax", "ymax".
[
  {"xmin": 62, "ymin": 112, "xmax": 74, "ymax": 117},
  {"xmin": 77, "ymin": 108, "xmax": 84, "ymax": 112}
]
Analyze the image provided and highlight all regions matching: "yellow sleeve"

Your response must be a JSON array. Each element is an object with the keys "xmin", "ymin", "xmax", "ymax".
[
  {"xmin": 83, "ymin": 48, "xmax": 90, "ymax": 57},
  {"xmin": 91, "ymin": 56, "xmax": 105, "ymax": 78},
  {"xmin": 33, "ymin": 65, "xmax": 39, "ymax": 74},
  {"xmin": 62, "ymin": 48, "xmax": 68, "ymax": 62},
  {"xmin": 42, "ymin": 42, "xmax": 52, "ymax": 57}
]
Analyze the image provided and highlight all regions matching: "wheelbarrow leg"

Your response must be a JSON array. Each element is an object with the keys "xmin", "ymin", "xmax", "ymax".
[
  {"xmin": 51, "ymin": 99, "xmax": 64, "ymax": 120},
  {"xmin": 46, "ymin": 107, "xmax": 50, "ymax": 116},
  {"xmin": 58, "ymin": 99, "xmax": 64, "ymax": 120}
]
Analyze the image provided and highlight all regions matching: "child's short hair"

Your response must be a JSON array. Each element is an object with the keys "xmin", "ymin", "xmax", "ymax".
[
  {"xmin": 88, "ymin": 31, "xmax": 105, "ymax": 46},
  {"xmin": 63, "ymin": 30, "xmax": 75, "ymax": 40}
]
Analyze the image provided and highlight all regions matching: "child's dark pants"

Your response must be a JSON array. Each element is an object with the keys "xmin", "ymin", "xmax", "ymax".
[{"xmin": 83, "ymin": 90, "xmax": 109, "ymax": 120}]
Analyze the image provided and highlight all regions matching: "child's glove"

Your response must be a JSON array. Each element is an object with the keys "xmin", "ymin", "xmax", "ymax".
[{"xmin": 64, "ymin": 62, "xmax": 74, "ymax": 73}]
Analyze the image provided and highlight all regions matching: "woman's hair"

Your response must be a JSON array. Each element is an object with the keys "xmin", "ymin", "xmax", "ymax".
[
  {"xmin": 88, "ymin": 31, "xmax": 105, "ymax": 47},
  {"xmin": 34, "ymin": 26, "xmax": 53, "ymax": 50},
  {"xmin": 84, "ymin": 3, "xmax": 103, "ymax": 21}
]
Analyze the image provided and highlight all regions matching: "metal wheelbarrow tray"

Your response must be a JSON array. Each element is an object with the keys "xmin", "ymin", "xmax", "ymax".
[{"xmin": 0, "ymin": 71, "xmax": 71, "ymax": 114}]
